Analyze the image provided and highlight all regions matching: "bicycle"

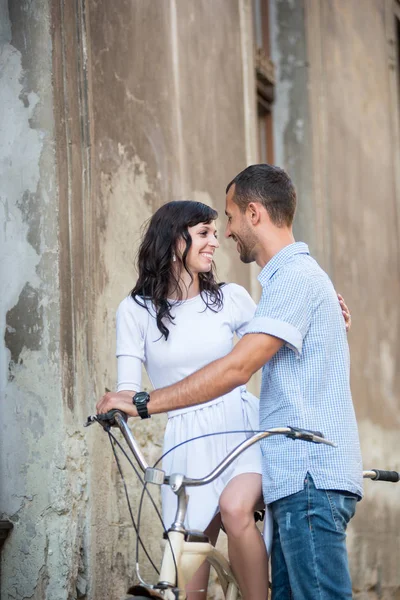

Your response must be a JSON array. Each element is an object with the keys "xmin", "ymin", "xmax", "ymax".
[{"xmin": 85, "ymin": 410, "xmax": 400, "ymax": 600}]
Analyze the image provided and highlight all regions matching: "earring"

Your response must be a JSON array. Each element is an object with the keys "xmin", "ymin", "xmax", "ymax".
[{"xmin": 172, "ymin": 252, "xmax": 176, "ymax": 262}]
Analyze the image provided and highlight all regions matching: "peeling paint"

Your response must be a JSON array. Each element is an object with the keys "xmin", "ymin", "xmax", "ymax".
[
  {"xmin": 0, "ymin": 1, "xmax": 74, "ymax": 599},
  {"xmin": 95, "ymin": 147, "xmax": 154, "ymax": 373},
  {"xmin": 17, "ymin": 190, "xmax": 42, "ymax": 254},
  {"xmin": 4, "ymin": 283, "xmax": 43, "ymax": 373}
]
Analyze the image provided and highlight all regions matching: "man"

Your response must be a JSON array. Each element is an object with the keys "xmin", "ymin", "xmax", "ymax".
[{"xmin": 97, "ymin": 164, "xmax": 363, "ymax": 599}]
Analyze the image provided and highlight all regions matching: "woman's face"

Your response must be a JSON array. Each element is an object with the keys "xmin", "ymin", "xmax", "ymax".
[{"xmin": 177, "ymin": 221, "xmax": 219, "ymax": 274}]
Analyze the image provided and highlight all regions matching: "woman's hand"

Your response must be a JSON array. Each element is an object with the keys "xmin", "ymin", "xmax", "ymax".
[
  {"xmin": 96, "ymin": 390, "xmax": 138, "ymax": 417},
  {"xmin": 338, "ymin": 294, "xmax": 352, "ymax": 332}
]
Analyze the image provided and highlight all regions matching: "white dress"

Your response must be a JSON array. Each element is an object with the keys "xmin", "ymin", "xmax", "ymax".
[{"xmin": 116, "ymin": 283, "xmax": 272, "ymax": 549}]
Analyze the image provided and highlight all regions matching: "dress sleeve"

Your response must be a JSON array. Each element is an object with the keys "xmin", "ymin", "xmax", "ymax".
[
  {"xmin": 115, "ymin": 297, "xmax": 146, "ymax": 392},
  {"xmin": 227, "ymin": 283, "xmax": 257, "ymax": 339}
]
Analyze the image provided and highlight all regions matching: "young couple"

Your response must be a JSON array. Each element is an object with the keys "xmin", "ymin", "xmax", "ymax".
[{"xmin": 97, "ymin": 164, "xmax": 363, "ymax": 600}]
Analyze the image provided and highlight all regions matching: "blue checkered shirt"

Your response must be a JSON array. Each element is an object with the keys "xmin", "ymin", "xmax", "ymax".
[{"xmin": 245, "ymin": 242, "xmax": 363, "ymax": 504}]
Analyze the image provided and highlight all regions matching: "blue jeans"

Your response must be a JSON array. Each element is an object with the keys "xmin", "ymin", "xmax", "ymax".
[{"xmin": 270, "ymin": 474, "xmax": 358, "ymax": 600}]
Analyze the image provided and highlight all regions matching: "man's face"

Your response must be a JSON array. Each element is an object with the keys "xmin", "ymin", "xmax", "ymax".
[{"xmin": 225, "ymin": 184, "xmax": 257, "ymax": 264}]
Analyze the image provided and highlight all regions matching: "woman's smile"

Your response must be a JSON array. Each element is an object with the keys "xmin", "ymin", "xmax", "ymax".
[{"xmin": 200, "ymin": 251, "xmax": 214, "ymax": 263}]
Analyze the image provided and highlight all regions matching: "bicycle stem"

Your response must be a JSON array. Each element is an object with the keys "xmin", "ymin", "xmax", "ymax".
[{"xmin": 169, "ymin": 484, "xmax": 188, "ymax": 533}]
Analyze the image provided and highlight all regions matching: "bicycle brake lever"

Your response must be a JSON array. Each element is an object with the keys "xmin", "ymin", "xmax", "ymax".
[
  {"xmin": 286, "ymin": 426, "xmax": 336, "ymax": 447},
  {"xmin": 286, "ymin": 426, "xmax": 324, "ymax": 441},
  {"xmin": 84, "ymin": 410, "xmax": 128, "ymax": 430}
]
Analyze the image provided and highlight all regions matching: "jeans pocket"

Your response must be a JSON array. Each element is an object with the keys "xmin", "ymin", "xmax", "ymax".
[{"xmin": 325, "ymin": 490, "xmax": 357, "ymax": 533}]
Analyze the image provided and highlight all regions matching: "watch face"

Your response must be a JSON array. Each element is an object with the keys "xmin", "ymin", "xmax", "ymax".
[{"xmin": 135, "ymin": 392, "xmax": 149, "ymax": 404}]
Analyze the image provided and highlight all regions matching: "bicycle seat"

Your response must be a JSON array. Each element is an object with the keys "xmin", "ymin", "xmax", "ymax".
[{"xmin": 185, "ymin": 530, "xmax": 210, "ymax": 543}]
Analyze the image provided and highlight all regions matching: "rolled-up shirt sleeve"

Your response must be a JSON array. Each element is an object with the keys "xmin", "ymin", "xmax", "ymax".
[
  {"xmin": 244, "ymin": 268, "xmax": 313, "ymax": 356},
  {"xmin": 116, "ymin": 297, "xmax": 146, "ymax": 392}
]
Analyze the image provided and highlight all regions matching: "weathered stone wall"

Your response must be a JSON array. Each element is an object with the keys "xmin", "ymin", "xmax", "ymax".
[
  {"xmin": 0, "ymin": 0, "xmax": 89, "ymax": 598},
  {"xmin": 271, "ymin": 0, "xmax": 400, "ymax": 597},
  {"xmin": 1, "ymin": 0, "xmax": 256, "ymax": 599}
]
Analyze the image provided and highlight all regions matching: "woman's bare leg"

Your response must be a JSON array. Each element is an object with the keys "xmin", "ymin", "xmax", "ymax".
[
  {"xmin": 186, "ymin": 513, "xmax": 221, "ymax": 600},
  {"xmin": 219, "ymin": 473, "xmax": 269, "ymax": 600}
]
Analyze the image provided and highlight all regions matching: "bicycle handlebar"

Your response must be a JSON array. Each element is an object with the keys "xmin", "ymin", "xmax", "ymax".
[
  {"xmin": 85, "ymin": 410, "xmax": 400, "ymax": 490},
  {"xmin": 85, "ymin": 411, "xmax": 335, "ymax": 489},
  {"xmin": 363, "ymin": 469, "xmax": 400, "ymax": 482},
  {"xmin": 168, "ymin": 427, "xmax": 334, "ymax": 489}
]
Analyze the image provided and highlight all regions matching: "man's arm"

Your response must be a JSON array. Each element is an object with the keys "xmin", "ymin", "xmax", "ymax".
[
  {"xmin": 96, "ymin": 333, "xmax": 283, "ymax": 416},
  {"xmin": 148, "ymin": 333, "xmax": 283, "ymax": 414},
  {"xmin": 147, "ymin": 333, "xmax": 284, "ymax": 414}
]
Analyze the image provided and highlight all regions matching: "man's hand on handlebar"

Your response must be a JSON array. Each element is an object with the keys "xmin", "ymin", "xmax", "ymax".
[{"xmin": 96, "ymin": 390, "xmax": 139, "ymax": 417}]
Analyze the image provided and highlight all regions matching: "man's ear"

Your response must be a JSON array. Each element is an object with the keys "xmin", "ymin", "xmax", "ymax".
[{"xmin": 247, "ymin": 202, "xmax": 262, "ymax": 225}]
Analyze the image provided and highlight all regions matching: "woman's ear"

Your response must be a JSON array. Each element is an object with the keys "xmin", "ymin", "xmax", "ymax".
[{"xmin": 175, "ymin": 237, "xmax": 185, "ymax": 259}]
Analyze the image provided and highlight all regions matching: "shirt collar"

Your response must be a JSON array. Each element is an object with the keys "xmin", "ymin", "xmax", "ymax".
[{"xmin": 258, "ymin": 242, "xmax": 310, "ymax": 285}]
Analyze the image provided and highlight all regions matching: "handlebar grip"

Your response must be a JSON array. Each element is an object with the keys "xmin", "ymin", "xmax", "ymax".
[
  {"xmin": 96, "ymin": 409, "xmax": 128, "ymax": 430},
  {"xmin": 371, "ymin": 470, "xmax": 400, "ymax": 482}
]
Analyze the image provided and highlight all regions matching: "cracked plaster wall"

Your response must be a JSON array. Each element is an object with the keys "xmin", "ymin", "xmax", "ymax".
[
  {"xmin": 1, "ymin": 1, "xmax": 89, "ymax": 599},
  {"xmin": 270, "ymin": 1, "xmax": 400, "ymax": 597}
]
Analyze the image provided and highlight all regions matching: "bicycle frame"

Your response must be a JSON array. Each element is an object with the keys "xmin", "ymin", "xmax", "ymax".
[
  {"xmin": 90, "ymin": 412, "xmax": 333, "ymax": 600},
  {"xmin": 87, "ymin": 412, "xmax": 399, "ymax": 600}
]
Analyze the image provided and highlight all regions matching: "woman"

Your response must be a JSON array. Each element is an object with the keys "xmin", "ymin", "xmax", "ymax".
[{"xmin": 97, "ymin": 200, "xmax": 351, "ymax": 600}]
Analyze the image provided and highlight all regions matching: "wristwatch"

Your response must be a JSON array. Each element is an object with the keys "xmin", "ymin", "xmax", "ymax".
[{"xmin": 132, "ymin": 391, "xmax": 151, "ymax": 419}]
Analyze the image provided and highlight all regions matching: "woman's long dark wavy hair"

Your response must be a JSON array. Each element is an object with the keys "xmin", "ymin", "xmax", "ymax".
[{"xmin": 131, "ymin": 200, "xmax": 224, "ymax": 340}]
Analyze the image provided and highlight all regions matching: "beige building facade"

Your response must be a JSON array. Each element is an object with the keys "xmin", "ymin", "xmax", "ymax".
[{"xmin": 1, "ymin": 0, "xmax": 399, "ymax": 598}]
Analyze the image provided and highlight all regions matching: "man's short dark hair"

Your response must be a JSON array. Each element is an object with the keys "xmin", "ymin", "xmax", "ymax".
[{"xmin": 226, "ymin": 164, "xmax": 296, "ymax": 227}]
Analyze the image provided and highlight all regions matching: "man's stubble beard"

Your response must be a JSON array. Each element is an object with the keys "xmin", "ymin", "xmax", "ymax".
[
  {"xmin": 237, "ymin": 230, "xmax": 257, "ymax": 264},
  {"xmin": 239, "ymin": 248, "xmax": 255, "ymax": 264}
]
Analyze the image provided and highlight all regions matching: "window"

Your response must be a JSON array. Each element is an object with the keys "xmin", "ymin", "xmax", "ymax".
[{"xmin": 253, "ymin": 0, "xmax": 275, "ymax": 163}]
